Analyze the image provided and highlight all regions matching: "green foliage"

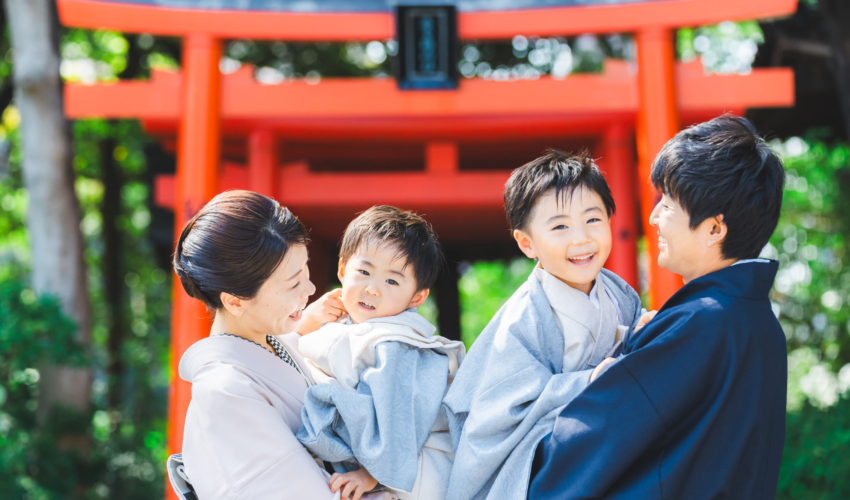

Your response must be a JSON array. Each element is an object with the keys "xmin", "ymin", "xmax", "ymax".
[
  {"xmin": 678, "ymin": 21, "xmax": 764, "ymax": 74},
  {"xmin": 458, "ymin": 258, "xmax": 535, "ymax": 348},
  {"xmin": 0, "ymin": 279, "xmax": 88, "ymax": 499}
]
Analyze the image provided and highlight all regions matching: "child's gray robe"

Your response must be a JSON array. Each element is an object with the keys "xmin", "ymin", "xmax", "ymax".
[{"xmin": 442, "ymin": 268, "xmax": 642, "ymax": 500}]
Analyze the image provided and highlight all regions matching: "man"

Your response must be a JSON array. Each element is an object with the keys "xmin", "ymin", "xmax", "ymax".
[{"xmin": 528, "ymin": 115, "xmax": 787, "ymax": 499}]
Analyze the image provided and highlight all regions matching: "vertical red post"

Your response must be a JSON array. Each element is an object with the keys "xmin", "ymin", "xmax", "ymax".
[
  {"xmin": 167, "ymin": 34, "xmax": 221, "ymax": 499},
  {"xmin": 636, "ymin": 27, "xmax": 683, "ymax": 309},
  {"xmin": 600, "ymin": 123, "xmax": 639, "ymax": 291},
  {"xmin": 249, "ymin": 129, "xmax": 277, "ymax": 197}
]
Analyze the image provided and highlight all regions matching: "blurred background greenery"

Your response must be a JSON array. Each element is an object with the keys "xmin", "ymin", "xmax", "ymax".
[{"xmin": 2, "ymin": 0, "xmax": 850, "ymax": 498}]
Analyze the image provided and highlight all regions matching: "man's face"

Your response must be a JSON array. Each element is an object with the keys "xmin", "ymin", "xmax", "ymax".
[
  {"xmin": 515, "ymin": 187, "xmax": 613, "ymax": 295},
  {"xmin": 649, "ymin": 194, "xmax": 715, "ymax": 282},
  {"xmin": 338, "ymin": 243, "xmax": 428, "ymax": 324}
]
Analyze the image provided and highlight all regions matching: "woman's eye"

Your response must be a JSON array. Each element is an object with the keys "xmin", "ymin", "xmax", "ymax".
[
  {"xmin": 386, "ymin": 279, "xmax": 398, "ymax": 286},
  {"xmin": 358, "ymin": 269, "xmax": 370, "ymax": 276},
  {"xmin": 291, "ymin": 281, "xmax": 300, "ymax": 290}
]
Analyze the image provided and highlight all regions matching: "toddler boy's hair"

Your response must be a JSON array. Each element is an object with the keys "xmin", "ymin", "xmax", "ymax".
[
  {"xmin": 504, "ymin": 149, "xmax": 616, "ymax": 232},
  {"xmin": 340, "ymin": 205, "xmax": 445, "ymax": 291}
]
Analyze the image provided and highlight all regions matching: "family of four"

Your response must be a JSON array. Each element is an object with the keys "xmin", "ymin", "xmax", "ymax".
[{"xmin": 168, "ymin": 115, "xmax": 788, "ymax": 500}]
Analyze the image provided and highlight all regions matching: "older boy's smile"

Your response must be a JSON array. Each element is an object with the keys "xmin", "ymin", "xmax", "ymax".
[{"xmin": 568, "ymin": 252, "xmax": 596, "ymax": 267}]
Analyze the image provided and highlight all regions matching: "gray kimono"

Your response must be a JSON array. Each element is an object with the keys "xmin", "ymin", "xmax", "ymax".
[{"xmin": 442, "ymin": 268, "xmax": 642, "ymax": 500}]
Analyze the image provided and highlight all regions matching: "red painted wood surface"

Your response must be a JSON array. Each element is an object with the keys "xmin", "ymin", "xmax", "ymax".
[
  {"xmin": 58, "ymin": 0, "xmax": 797, "ymax": 40},
  {"xmin": 599, "ymin": 123, "xmax": 639, "ymax": 291},
  {"xmin": 636, "ymin": 28, "xmax": 685, "ymax": 309},
  {"xmin": 65, "ymin": 61, "xmax": 795, "ymax": 131},
  {"xmin": 167, "ymin": 36, "xmax": 221, "ymax": 500}
]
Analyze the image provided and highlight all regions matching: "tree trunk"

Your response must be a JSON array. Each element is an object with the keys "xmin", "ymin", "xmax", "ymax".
[
  {"xmin": 820, "ymin": 0, "xmax": 850, "ymax": 143},
  {"xmin": 4, "ymin": 0, "xmax": 92, "ymax": 419},
  {"xmin": 101, "ymin": 133, "xmax": 125, "ymax": 410}
]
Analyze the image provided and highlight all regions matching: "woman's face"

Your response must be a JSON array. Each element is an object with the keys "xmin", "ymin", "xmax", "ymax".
[{"xmin": 241, "ymin": 244, "xmax": 316, "ymax": 336}]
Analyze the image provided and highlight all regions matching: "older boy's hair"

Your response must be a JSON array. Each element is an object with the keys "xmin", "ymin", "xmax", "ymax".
[
  {"xmin": 651, "ymin": 115, "xmax": 785, "ymax": 260},
  {"xmin": 340, "ymin": 205, "xmax": 445, "ymax": 291},
  {"xmin": 504, "ymin": 149, "xmax": 616, "ymax": 232}
]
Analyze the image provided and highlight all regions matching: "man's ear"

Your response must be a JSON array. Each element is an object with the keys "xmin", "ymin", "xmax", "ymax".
[
  {"xmin": 337, "ymin": 258, "xmax": 346, "ymax": 284},
  {"xmin": 513, "ymin": 229, "xmax": 537, "ymax": 259},
  {"xmin": 220, "ymin": 292, "xmax": 246, "ymax": 318},
  {"xmin": 706, "ymin": 214, "xmax": 728, "ymax": 248},
  {"xmin": 408, "ymin": 288, "xmax": 430, "ymax": 309}
]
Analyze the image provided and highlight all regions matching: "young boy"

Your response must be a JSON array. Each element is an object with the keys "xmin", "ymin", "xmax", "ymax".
[
  {"xmin": 443, "ymin": 150, "xmax": 647, "ymax": 500},
  {"xmin": 295, "ymin": 206, "xmax": 465, "ymax": 500}
]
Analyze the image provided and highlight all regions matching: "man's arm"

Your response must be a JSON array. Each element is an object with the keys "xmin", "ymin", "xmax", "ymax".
[{"xmin": 528, "ymin": 361, "xmax": 665, "ymax": 499}]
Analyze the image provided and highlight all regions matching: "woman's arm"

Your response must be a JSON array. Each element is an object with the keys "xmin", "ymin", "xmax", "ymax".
[{"xmin": 186, "ymin": 363, "xmax": 339, "ymax": 500}]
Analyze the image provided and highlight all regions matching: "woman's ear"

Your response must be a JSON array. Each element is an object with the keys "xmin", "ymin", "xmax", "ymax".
[
  {"xmin": 408, "ymin": 288, "xmax": 430, "ymax": 309},
  {"xmin": 337, "ymin": 258, "xmax": 346, "ymax": 284},
  {"xmin": 220, "ymin": 292, "xmax": 246, "ymax": 318},
  {"xmin": 513, "ymin": 229, "xmax": 537, "ymax": 259}
]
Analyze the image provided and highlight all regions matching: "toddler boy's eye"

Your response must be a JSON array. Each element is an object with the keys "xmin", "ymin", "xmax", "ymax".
[
  {"xmin": 358, "ymin": 269, "xmax": 370, "ymax": 276},
  {"xmin": 386, "ymin": 279, "xmax": 399, "ymax": 286},
  {"xmin": 552, "ymin": 224, "xmax": 567, "ymax": 231}
]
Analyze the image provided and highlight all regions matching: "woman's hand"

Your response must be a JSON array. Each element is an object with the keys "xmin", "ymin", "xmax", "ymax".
[
  {"xmin": 295, "ymin": 289, "xmax": 346, "ymax": 335},
  {"xmin": 329, "ymin": 467, "xmax": 378, "ymax": 500}
]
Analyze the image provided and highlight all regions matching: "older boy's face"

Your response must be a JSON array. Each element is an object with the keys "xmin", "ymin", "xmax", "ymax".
[
  {"xmin": 338, "ymin": 243, "xmax": 428, "ymax": 324},
  {"xmin": 517, "ymin": 187, "xmax": 612, "ymax": 295}
]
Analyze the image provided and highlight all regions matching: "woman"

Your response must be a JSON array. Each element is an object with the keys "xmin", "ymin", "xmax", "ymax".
[{"xmin": 172, "ymin": 190, "xmax": 338, "ymax": 499}]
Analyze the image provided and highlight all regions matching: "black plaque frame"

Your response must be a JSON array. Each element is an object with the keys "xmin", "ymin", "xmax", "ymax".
[{"xmin": 395, "ymin": 5, "xmax": 459, "ymax": 90}]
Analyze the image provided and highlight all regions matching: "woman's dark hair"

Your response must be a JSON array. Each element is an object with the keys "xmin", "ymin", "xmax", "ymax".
[
  {"xmin": 651, "ymin": 114, "xmax": 785, "ymax": 260},
  {"xmin": 339, "ymin": 205, "xmax": 444, "ymax": 291},
  {"xmin": 504, "ymin": 149, "xmax": 616, "ymax": 232},
  {"xmin": 173, "ymin": 190, "xmax": 310, "ymax": 310}
]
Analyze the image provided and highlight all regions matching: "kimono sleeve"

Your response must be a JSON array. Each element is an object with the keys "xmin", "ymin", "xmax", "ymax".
[
  {"xmin": 297, "ymin": 342, "xmax": 449, "ymax": 492},
  {"xmin": 187, "ymin": 363, "xmax": 338, "ymax": 500}
]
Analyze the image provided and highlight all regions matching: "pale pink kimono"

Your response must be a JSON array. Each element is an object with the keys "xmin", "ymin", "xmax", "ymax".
[{"xmin": 179, "ymin": 332, "xmax": 339, "ymax": 500}]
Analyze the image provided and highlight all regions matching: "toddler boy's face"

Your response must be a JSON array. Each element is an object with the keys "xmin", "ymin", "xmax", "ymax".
[
  {"xmin": 515, "ymin": 187, "xmax": 613, "ymax": 295},
  {"xmin": 338, "ymin": 243, "xmax": 428, "ymax": 324}
]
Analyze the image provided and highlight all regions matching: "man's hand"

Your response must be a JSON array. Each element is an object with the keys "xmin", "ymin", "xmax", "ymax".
[
  {"xmin": 590, "ymin": 357, "xmax": 618, "ymax": 382},
  {"xmin": 295, "ymin": 289, "xmax": 346, "ymax": 335},
  {"xmin": 634, "ymin": 310, "xmax": 658, "ymax": 332},
  {"xmin": 329, "ymin": 467, "xmax": 378, "ymax": 500}
]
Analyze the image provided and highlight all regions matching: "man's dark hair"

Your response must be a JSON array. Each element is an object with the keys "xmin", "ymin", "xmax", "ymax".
[
  {"xmin": 340, "ymin": 205, "xmax": 444, "ymax": 291},
  {"xmin": 504, "ymin": 149, "xmax": 616, "ymax": 232},
  {"xmin": 651, "ymin": 114, "xmax": 785, "ymax": 260}
]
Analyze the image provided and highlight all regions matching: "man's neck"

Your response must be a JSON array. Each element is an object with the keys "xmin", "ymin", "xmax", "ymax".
[{"xmin": 683, "ymin": 255, "xmax": 739, "ymax": 284}]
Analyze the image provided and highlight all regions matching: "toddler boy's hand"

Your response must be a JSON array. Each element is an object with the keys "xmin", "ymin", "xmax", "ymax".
[
  {"xmin": 329, "ymin": 467, "xmax": 378, "ymax": 500},
  {"xmin": 295, "ymin": 289, "xmax": 346, "ymax": 335},
  {"xmin": 590, "ymin": 357, "xmax": 618, "ymax": 382},
  {"xmin": 635, "ymin": 310, "xmax": 658, "ymax": 332}
]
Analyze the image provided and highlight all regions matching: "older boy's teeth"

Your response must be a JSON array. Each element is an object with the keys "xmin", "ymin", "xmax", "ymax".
[{"xmin": 569, "ymin": 253, "xmax": 594, "ymax": 263}]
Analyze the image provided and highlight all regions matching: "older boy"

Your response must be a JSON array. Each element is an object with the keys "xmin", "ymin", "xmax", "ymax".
[
  {"xmin": 295, "ymin": 206, "xmax": 465, "ymax": 500},
  {"xmin": 443, "ymin": 150, "xmax": 645, "ymax": 500},
  {"xmin": 529, "ymin": 115, "xmax": 787, "ymax": 499}
]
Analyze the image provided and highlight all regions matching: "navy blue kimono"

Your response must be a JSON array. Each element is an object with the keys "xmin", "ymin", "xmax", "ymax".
[{"xmin": 528, "ymin": 260, "xmax": 787, "ymax": 500}]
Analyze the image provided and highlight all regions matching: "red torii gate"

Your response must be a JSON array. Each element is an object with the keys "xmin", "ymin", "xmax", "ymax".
[{"xmin": 58, "ymin": 0, "xmax": 796, "ymax": 496}]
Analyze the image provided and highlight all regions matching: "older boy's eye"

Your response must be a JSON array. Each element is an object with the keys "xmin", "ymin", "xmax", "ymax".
[
  {"xmin": 386, "ymin": 279, "xmax": 398, "ymax": 286},
  {"xmin": 588, "ymin": 218, "xmax": 601, "ymax": 224}
]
